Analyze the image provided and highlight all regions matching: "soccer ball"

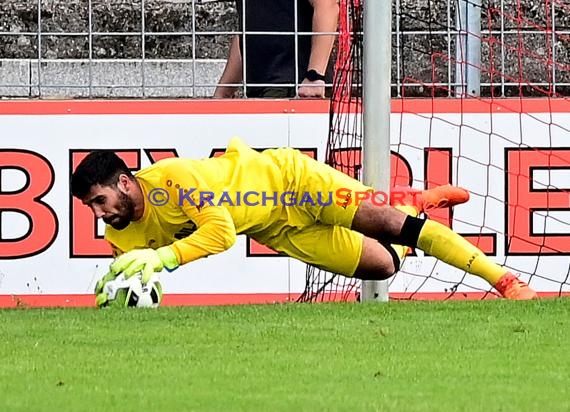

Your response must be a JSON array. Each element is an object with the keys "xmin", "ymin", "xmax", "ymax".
[{"xmin": 102, "ymin": 272, "xmax": 163, "ymax": 308}]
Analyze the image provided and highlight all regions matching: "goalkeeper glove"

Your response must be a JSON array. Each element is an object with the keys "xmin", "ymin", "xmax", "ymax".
[
  {"xmin": 95, "ymin": 291, "xmax": 110, "ymax": 308},
  {"xmin": 109, "ymin": 246, "xmax": 179, "ymax": 284},
  {"xmin": 93, "ymin": 270, "xmax": 121, "ymax": 308}
]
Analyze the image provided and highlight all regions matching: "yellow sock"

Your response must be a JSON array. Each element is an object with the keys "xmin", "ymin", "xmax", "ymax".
[{"xmin": 417, "ymin": 219, "xmax": 507, "ymax": 286}]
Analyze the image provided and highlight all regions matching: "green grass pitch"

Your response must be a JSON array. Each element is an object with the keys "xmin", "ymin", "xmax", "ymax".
[{"xmin": 1, "ymin": 299, "xmax": 569, "ymax": 412}]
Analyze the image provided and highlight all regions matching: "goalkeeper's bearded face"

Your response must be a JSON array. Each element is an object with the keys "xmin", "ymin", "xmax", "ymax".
[{"xmin": 83, "ymin": 184, "xmax": 136, "ymax": 230}]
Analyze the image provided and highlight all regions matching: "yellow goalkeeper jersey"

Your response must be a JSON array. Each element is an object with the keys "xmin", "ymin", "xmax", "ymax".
[{"xmin": 105, "ymin": 137, "xmax": 304, "ymax": 265}]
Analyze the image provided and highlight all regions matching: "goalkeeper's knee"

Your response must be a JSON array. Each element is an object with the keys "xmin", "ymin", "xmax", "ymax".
[{"xmin": 353, "ymin": 240, "xmax": 401, "ymax": 281}]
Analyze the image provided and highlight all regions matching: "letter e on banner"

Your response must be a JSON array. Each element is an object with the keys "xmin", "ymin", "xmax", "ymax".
[
  {"xmin": 70, "ymin": 150, "xmax": 141, "ymax": 257},
  {"xmin": 506, "ymin": 148, "xmax": 570, "ymax": 254}
]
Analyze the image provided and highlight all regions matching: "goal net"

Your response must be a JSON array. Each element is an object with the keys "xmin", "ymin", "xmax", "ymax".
[{"xmin": 299, "ymin": 0, "xmax": 570, "ymax": 302}]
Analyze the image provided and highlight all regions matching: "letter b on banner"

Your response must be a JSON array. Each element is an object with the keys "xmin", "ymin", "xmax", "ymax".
[{"xmin": 0, "ymin": 150, "xmax": 58, "ymax": 258}]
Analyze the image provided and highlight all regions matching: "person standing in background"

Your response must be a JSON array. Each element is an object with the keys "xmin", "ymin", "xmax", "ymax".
[{"xmin": 214, "ymin": 0, "xmax": 339, "ymax": 98}]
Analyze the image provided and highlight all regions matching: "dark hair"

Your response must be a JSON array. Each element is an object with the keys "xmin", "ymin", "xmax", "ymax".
[{"xmin": 71, "ymin": 151, "xmax": 134, "ymax": 199}]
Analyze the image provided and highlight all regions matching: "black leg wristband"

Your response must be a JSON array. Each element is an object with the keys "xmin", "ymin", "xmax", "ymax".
[{"xmin": 398, "ymin": 216, "xmax": 426, "ymax": 248}]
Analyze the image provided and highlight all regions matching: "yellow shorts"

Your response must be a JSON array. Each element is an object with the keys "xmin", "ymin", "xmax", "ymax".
[{"xmin": 250, "ymin": 149, "xmax": 374, "ymax": 276}]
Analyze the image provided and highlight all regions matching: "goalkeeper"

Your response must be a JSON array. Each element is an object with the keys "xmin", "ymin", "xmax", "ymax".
[{"xmin": 71, "ymin": 137, "xmax": 537, "ymax": 306}]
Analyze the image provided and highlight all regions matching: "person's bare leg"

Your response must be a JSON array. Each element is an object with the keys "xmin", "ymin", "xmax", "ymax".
[
  {"xmin": 352, "ymin": 201, "xmax": 408, "ymax": 239},
  {"xmin": 353, "ymin": 237, "xmax": 400, "ymax": 280},
  {"xmin": 353, "ymin": 185, "xmax": 472, "ymax": 279},
  {"xmin": 351, "ymin": 199, "xmax": 537, "ymax": 300}
]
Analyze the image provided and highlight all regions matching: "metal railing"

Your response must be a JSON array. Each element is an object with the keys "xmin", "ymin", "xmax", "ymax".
[{"xmin": 0, "ymin": 0, "xmax": 568, "ymax": 99}]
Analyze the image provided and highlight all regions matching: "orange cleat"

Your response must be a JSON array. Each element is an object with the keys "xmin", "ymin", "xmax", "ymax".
[
  {"xmin": 391, "ymin": 184, "xmax": 470, "ymax": 213},
  {"xmin": 493, "ymin": 272, "xmax": 538, "ymax": 300}
]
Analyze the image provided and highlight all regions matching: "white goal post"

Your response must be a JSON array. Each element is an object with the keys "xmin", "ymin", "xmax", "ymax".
[{"xmin": 361, "ymin": 1, "xmax": 393, "ymax": 302}]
